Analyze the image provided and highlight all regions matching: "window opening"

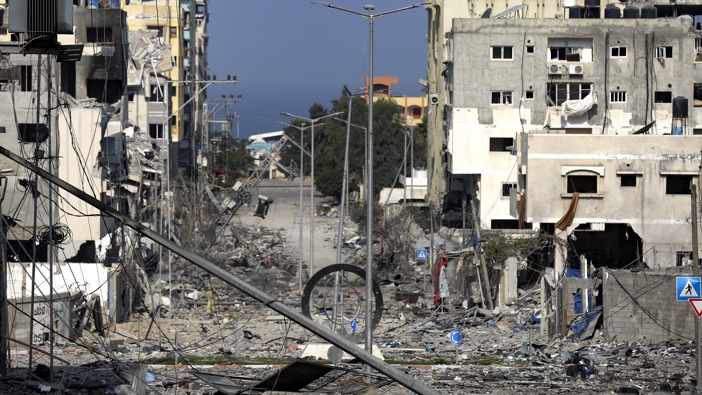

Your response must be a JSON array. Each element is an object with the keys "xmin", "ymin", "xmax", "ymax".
[
  {"xmin": 489, "ymin": 137, "xmax": 513, "ymax": 152},
  {"xmin": 547, "ymin": 82, "xmax": 592, "ymax": 106},
  {"xmin": 610, "ymin": 91, "xmax": 627, "ymax": 103},
  {"xmin": 491, "ymin": 91, "xmax": 512, "ymax": 105},
  {"xmin": 666, "ymin": 175, "xmax": 692, "ymax": 194},
  {"xmin": 567, "ymin": 175, "xmax": 597, "ymax": 193},
  {"xmin": 491, "ymin": 46, "xmax": 513, "ymax": 60}
]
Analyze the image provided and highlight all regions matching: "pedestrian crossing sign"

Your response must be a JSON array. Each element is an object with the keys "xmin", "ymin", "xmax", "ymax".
[
  {"xmin": 677, "ymin": 277, "xmax": 701, "ymax": 301},
  {"xmin": 417, "ymin": 249, "xmax": 428, "ymax": 261}
]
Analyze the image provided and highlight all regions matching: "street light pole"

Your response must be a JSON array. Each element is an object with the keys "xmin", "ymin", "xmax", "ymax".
[
  {"xmin": 311, "ymin": 1, "xmax": 427, "ymax": 360},
  {"xmin": 279, "ymin": 121, "xmax": 311, "ymax": 293},
  {"xmin": 282, "ymin": 111, "xmax": 343, "ymax": 278}
]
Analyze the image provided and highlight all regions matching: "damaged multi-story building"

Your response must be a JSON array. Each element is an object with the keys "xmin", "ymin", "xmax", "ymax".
[
  {"xmin": 425, "ymin": 1, "xmax": 702, "ymax": 338},
  {"xmin": 0, "ymin": 0, "xmax": 209, "ymax": 347}
]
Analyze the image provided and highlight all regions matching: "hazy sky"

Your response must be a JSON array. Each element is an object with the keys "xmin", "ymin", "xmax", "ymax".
[{"xmin": 206, "ymin": 0, "xmax": 428, "ymax": 138}]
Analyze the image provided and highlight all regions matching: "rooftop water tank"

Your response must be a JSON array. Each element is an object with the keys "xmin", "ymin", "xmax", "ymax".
[
  {"xmin": 623, "ymin": 6, "xmax": 639, "ymax": 19},
  {"xmin": 604, "ymin": 5, "xmax": 621, "ymax": 19},
  {"xmin": 569, "ymin": 5, "xmax": 583, "ymax": 19},
  {"xmin": 641, "ymin": 5, "xmax": 657, "ymax": 19}
]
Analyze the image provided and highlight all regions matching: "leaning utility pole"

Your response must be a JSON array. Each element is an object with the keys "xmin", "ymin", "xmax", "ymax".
[
  {"xmin": 0, "ymin": 146, "xmax": 440, "ymax": 395},
  {"xmin": 471, "ymin": 197, "xmax": 493, "ymax": 311}
]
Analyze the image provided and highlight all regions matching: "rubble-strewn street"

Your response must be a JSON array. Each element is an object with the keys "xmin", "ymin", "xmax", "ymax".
[{"xmin": 0, "ymin": 182, "xmax": 695, "ymax": 394}]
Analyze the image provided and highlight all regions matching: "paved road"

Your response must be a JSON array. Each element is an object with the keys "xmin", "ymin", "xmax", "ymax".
[{"xmin": 236, "ymin": 178, "xmax": 347, "ymax": 289}]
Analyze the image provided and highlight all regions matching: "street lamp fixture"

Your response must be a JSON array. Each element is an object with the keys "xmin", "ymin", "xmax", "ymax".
[
  {"xmin": 311, "ymin": 2, "xmax": 428, "ymax": 371},
  {"xmin": 281, "ymin": 111, "xmax": 343, "ymax": 279}
]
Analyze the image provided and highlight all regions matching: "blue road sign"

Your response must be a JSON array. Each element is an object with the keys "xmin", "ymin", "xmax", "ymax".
[
  {"xmin": 350, "ymin": 319, "xmax": 357, "ymax": 331},
  {"xmin": 677, "ymin": 277, "xmax": 701, "ymax": 301},
  {"xmin": 417, "ymin": 249, "xmax": 428, "ymax": 261},
  {"xmin": 449, "ymin": 329, "xmax": 463, "ymax": 345}
]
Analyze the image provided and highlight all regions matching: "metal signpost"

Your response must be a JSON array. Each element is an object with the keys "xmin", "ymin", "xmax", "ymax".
[
  {"xmin": 678, "ymin": 276, "xmax": 702, "ymax": 392},
  {"xmin": 449, "ymin": 329, "xmax": 462, "ymax": 365}
]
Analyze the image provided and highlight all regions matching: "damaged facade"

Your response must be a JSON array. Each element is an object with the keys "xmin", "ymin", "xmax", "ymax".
[
  {"xmin": 0, "ymin": 0, "xmax": 210, "ymax": 346},
  {"xmin": 425, "ymin": 0, "xmax": 702, "ymax": 339}
]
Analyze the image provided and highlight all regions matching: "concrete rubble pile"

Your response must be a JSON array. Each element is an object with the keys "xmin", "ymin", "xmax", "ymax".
[{"xmin": 3, "ymin": 209, "xmax": 701, "ymax": 394}]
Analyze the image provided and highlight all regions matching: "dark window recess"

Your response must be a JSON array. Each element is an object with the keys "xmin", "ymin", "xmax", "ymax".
[
  {"xmin": 695, "ymin": 84, "xmax": 702, "ymax": 107},
  {"xmin": 489, "ymin": 137, "xmax": 513, "ymax": 152},
  {"xmin": 19, "ymin": 65, "xmax": 31, "ymax": 92},
  {"xmin": 525, "ymin": 91, "xmax": 534, "ymax": 99},
  {"xmin": 620, "ymin": 175, "xmax": 637, "ymax": 187},
  {"xmin": 148, "ymin": 85, "xmax": 164, "ymax": 102},
  {"xmin": 127, "ymin": 90, "xmax": 135, "ymax": 101},
  {"xmin": 149, "ymin": 124, "xmax": 164, "ymax": 139},
  {"xmin": 18, "ymin": 123, "xmax": 49, "ymax": 143},
  {"xmin": 146, "ymin": 25, "xmax": 163, "ymax": 37},
  {"xmin": 0, "ymin": 126, "xmax": 5, "ymax": 133},
  {"xmin": 170, "ymin": 26, "xmax": 177, "ymax": 39},
  {"xmin": 87, "ymin": 79, "xmax": 122, "ymax": 103},
  {"xmin": 567, "ymin": 175, "xmax": 597, "ymax": 193},
  {"xmin": 86, "ymin": 27, "xmax": 113, "ymax": 43},
  {"xmin": 655, "ymin": 91, "xmax": 672, "ymax": 103},
  {"xmin": 666, "ymin": 175, "xmax": 693, "ymax": 194},
  {"xmin": 526, "ymin": 45, "xmax": 534, "ymax": 54},
  {"xmin": 694, "ymin": 129, "xmax": 702, "ymax": 135},
  {"xmin": 502, "ymin": 183, "xmax": 516, "ymax": 197},
  {"xmin": 677, "ymin": 251, "xmax": 693, "ymax": 266},
  {"xmin": 60, "ymin": 61, "xmax": 76, "ymax": 97},
  {"xmin": 491, "ymin": 219, "xmax": 532, "ymax": 229}
]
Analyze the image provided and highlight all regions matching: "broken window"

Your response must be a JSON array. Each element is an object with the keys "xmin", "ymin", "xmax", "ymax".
[
  {"xmin": 149, "ymin": 123, "xmax": 165, "ymax": 139},
  {"xmin": 567, "ymin": 175, "xmax": 597, "ymax": 194},
  {"xmin": 501, "ymin": 182, "xmax": 516, "ymax": 197},
  {"xmin": 146, "ymin": 25, "xmax": 163, "ymax": 38},
  {"xmin": 19, "ymin": 65, "xmax": 31, "ymax": 92},
  {"xmin": 695, "ymin": 84, "xmax": 702, "ymax": 107},
  {"xmin": 549, "ymin": 47, "xmax": 582, "ymax": 61},
  {"xmin": 666, "ymin": 175, "xmax": 693, "ymax": 195},
  {"xmin": 17, "ymin": 123, "xmax": 49, "ymax": 144},
  {"xmin": 491, "ymin": 91, "xmax": 512, "ymax": 105},
  {"xmin": 547, "ymin": 82, "xmax": 592, "ymax": 106},
  {"xmin": 491, "ymin": 46, "xmax": 513, "ymax": 60},
  {"xmin": 87, "ymin": 79, "xmax": 122, "ymax": 103},
  {"xmin": 148, "ymin": 84, "xmax": 164, "ymax": 102},
  {"xmin": 610, "ymin": 46, "xmax": 627, "ymax": 58},
  {"xmin": 489, "ymin": 137, "xmax": 513, "ymax": 152},
  {"xmin": 610, "ymin": 91, "xmax": 627, "ymax": 103},
  {"xmin": 676, "ymin": 251, "xmax": 693, "ymax": 266},
  {"xmin": 654, "ymin": 91, "xmax": 672, "ymax": 103},
  {"xmin": 656, "ymin": 46, "xmax": 673, "ymax": 59},
  {"xmin": 86, "ymin": 27, "xmax": 113, "ymax": 43}
]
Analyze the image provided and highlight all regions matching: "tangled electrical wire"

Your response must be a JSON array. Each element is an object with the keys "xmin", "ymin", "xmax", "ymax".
[{"xmin": 38, "ymin": 223, "xmax": 72, "ymax": 245}]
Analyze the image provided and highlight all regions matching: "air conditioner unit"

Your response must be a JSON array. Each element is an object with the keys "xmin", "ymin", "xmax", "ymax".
[
  {"xmin": 548, "ymin": 64, "xmax": 564, "ymax": 75},
  {"xmin": 569, "ymin": 64, "xmax": 584, "ymax": 75}
]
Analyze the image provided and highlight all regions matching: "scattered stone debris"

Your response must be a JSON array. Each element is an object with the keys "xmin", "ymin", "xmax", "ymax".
[{"xmin": 2, "ymin": 200, "xmax": 700, "ymax": 394}]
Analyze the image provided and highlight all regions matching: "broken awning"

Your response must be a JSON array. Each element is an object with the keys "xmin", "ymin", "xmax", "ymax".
[{"xmin": 561, "ymin": 92, "xmax": 597, "ymax": 118}]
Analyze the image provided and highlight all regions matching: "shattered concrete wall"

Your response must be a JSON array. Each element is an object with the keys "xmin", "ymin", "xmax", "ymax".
[
  {"xmin": 602, "ymin": 268, "xmax": 695, "ymax": 343},
  {"xmin": 523, "ymin": 134, "xmax": 702, "ymax": 268}
]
